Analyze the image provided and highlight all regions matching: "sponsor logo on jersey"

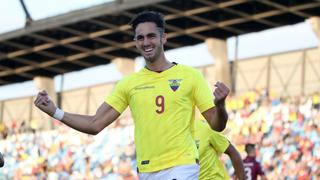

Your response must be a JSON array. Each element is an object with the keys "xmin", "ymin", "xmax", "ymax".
[{"xmin": 134, "ymin": 85, "xmax": 155, "ymax": 90}]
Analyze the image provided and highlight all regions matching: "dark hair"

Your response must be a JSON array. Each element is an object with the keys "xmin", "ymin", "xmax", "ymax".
[
  {"xmin": 129, "ymin": 11, "xmax": 165, "ymax": 32},
  {"xmin": 245, "ymin": 143, "xmax": 255, "ymax": 153}
]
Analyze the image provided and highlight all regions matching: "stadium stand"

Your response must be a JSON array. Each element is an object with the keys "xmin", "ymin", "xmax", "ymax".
[
  {"xmin": 1, "ymin": 1, "xmax": 320, "ymax": 179},
  {"xmin": 0, "ymin": 90, "xmax": 319, "ymax": 179},
  {"xmin": 223, "ymin": 89, "xmax": 320, "ymax": 179}
]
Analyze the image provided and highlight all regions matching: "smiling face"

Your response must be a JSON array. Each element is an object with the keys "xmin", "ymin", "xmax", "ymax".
[{"xmin": 134, "ymin": 22, "xmax": 167, "ymax": 63}]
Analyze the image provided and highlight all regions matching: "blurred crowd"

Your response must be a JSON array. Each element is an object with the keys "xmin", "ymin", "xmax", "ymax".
[
  {"xmin": 0, "ymin": 112, "xmax": 137, "ymax": 180},
  {"xmin": 0, "ymin": 90, "xmax": 319, "ymax": 179},
  {"xmin": 225, "ymin": 90, "xmax": 320, "ymax": 179}
]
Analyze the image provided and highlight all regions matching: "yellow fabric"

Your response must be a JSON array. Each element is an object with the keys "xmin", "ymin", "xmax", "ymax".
[
  {"xmin": 106, "ymin": 64, "xmax": 214, "ymax": 172},
  {"xmin": 194, "ymin": 120, "xmax": 230, "ymax": 180},
  {"xmin": 312, "ymin": 94, "xmax": 319, "ymax": 104},
  {"xmin": 0, "ymin": 122, "xmax": 5, "ymax": 132}
]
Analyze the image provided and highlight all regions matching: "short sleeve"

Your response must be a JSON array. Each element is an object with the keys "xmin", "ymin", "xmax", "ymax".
[
  {"xmin": 193, "ymin": 70, "xmax": 215, "ymax": 112},
  {"xmin": 208, "ymin": 130, "xmax": 230, "ymax": 153},
  {"xmin": 105, "ymin": 80, "xmax": 129, "ymax": 113}
]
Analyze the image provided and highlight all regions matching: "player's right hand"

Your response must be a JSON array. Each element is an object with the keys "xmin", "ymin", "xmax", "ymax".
[{"xmin": 34, "ymin": 90, "xmax": 57, "ymax": 117}]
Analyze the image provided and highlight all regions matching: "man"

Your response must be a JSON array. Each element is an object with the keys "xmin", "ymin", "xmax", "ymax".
[
  {"xmin": 243, "ymin": 143, "xmax": 267, "ymax": 180},
  {"xmin": 34, "ymin": 11, "xmax": 230, "ymax": 179},
  {"xmin": 0, "ymin": 152, "xmax": 4, "ymax": 167},
  {"xmin": 194, "ymin": 120, "xmax": 245, "ymax": 180}
]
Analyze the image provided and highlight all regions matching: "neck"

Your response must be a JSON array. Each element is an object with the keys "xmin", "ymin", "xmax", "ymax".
[{"xmin": 145, "ymin": 55, "xmax": 172, "ymax": 72}]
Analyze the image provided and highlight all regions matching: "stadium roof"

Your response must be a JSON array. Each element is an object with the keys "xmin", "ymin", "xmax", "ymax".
[{"xmin": 0, "ymin": 0, "xmax": 319, "ymax": 86}]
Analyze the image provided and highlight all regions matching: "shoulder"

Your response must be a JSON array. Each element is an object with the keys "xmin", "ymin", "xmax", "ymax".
[
  {"xmin": 115, "ymin": 71, "xmax": 141, "ymax": 86},
  {"xmin": 176, "ymin": 64, "xmax": 201, "ymax": 74},
  {"xmin": 175, "ymin": 64, "xmax": 205, "ymax": 83}
]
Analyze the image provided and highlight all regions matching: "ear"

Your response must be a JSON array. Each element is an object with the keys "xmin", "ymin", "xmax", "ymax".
[
  {"xmin": 134, "ymin": 37, "xmax": 139, "ymax": 49},
  {"xmin": 161, "ymin": 33, "xmax": 167, "ymax": 44},
  {"xmin": 135, "ymin": 41, "xmax": 139, "ymax": 49}
]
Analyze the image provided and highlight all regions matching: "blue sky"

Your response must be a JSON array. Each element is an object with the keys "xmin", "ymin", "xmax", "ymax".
[{"xmin": 0, "ymin": 0, "xmax": 318, "ymax": 100}]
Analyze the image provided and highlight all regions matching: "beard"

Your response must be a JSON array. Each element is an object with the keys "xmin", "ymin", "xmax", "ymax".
[{"xmin": 142, "ymin": 45, "xmax": 162, "ymax": 63}]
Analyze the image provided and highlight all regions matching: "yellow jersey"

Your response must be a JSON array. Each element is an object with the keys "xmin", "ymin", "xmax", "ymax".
[
  {"xmin": 106, "ymin": 64, "xmax": 214, "ymax": 172},
  {"xmin": 195, "ymin": 120, "xmax": 230, "ymax": 180}
]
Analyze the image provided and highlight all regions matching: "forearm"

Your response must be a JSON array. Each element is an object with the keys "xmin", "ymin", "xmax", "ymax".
[
  {"xmin": 202, "ymin": 105, "xmax": 228, "ymax": 132},
  {"xmin": 211, "ymin": 81, "xmax": 230, "ymax": 131},
  {"xmin": 225, "ymin": 144, "xmax": 245, "ymax": 180},
  {"xmin": 213, "ymin": 104, "xmax": 228, "ymax": 132},
  {"xmin": 229, "ymin": 149, "xmax": 245, "ymax": 180},
  {"xmin": 56, "ymin": 103, "xmax": 119, "ymax": 135},
  {"xmin": 232, "ymin": 156, "xmax": 245, "ymax": 180},
  {"xmin": 60, "ymin": 112, "xmax": 100, "ymax": 135},
  {"xmin": 34, "ymin": 92, "xmax": 119, "ymax": 134}
]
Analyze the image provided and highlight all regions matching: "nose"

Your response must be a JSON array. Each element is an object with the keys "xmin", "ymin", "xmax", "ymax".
[{"xmin": 142, "ymin": 37, "xmax": 151, "ymax": 46}]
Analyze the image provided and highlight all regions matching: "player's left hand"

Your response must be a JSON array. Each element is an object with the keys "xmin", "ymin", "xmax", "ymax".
[{"xmin": 213, "ymin": 81, "xmax": 230, "ymax": 107}]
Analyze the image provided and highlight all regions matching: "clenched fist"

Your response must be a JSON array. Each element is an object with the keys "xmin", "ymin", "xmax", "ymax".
[
  {"xmin": 34, "ymin": 90, "xmax": 57, "ymax": 116},
  {"xmin": 213, "ymin": 81, "xmax": 230, "ymax": 107}
]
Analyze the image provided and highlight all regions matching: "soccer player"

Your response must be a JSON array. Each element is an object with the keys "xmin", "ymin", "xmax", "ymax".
[
  {"xmin": 194, "ymin": 120, "xmax": 245, "ymax": 180},
  {"xmin": 34, "ymin": 11, "xmax": 230, "ymax": 179},
  {"xmin": 0, "ymin": 152, "xmax": 4, "ymax": 167},
  {"xmin": 243, "ymin": 143, "xmax": 267, "ymax": 180}
]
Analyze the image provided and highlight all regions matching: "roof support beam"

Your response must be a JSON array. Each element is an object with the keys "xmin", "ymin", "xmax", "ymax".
[
  {"xmin": 259, "ymin": 0, "xmax": 311, "ymax": 18},
  {"xmin": 87, "ymin": 19, "xmax": 182, "ymax": 48},
  {"xmin": 2, "ymin": 0, "xmax": 319, "ymax": 61},
  {"xmin": 28, "ymin": 33, "xmax": 116, "ymax": 60},
  {"xmin": 198, "ymin": 0, "xmax": 280, "ymax": 27},
  {"xmin": 2, "ymin": 40, "xmax": 93, "ymax": 68},
  {"xmin": 57, "ymin": 26, "xmax": 140, "ymax": 54},
  {"xmin": 152, "ymin": 4, "xmax": 245, "ymax": 35}
]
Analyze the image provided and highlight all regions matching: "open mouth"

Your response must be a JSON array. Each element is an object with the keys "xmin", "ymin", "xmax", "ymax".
[
  {"xmin": 144, "ymin": 47, "xmax": 153, "ymax": 53},
  {"xmin": 143, "ymin": 47, "xmax": 154, "ymax": 56}
]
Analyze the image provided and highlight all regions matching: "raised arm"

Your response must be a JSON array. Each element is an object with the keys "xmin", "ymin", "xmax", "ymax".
[
  {"xmin": 202, "ymin": 81, "xmax": 229, "ymax": 132},
  {"xmin": 224, "ymin": 143, "xmax": 245, "ymax": 180},
  {"xmin": 34, "ymin": 90, "xmax": 120, "ymax": 135}
]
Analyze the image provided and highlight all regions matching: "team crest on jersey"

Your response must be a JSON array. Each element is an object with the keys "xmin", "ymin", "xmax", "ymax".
[{"xmin": 168, "ymin": 79, "xmax": 182, "ymax": 92}]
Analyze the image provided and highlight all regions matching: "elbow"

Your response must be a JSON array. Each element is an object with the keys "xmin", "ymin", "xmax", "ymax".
[
  {"xmin": 210, "ymin": 109, "xmax": 228, "ymax": 132},
  {"xmin": 84, "ymin": 128, "xmax": 99, "ymax": 135},
  {"xmin": 89, "ymin": 126, "xmax": 102, "ymax": 135},
  {"xmin": 220, "ymin": 118, "xmax": 228, "ymax": 131},
  {"xmin": 216, "ymin": 125, "xmax": 226, "ymax": 132},
  {"xmin": 89, "ymin": 130, "xmax": 99, "ymax": 135},
  {"xmin": 88, "ymin": 122, "xmax": 103, "ymax": 135},
  {"xmin": 87, "ymin": 115, "xmax": 105, "ymax": 135},
  {"xmin": 217, "ymin": 114, "xmax": 228, "ymax": 132},
  {"xmin": 210, "ymin": 121, "xmax": 226, "ymax": 132}
]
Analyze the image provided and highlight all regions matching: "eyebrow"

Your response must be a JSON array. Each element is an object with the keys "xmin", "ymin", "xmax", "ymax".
[
  {"xmin": 134, "ymin": 32, "xmax": 158, "ymax": 40},
  {"xmin": 134, "ymin": 27, "xmax": 164, "ymax": 40}
]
